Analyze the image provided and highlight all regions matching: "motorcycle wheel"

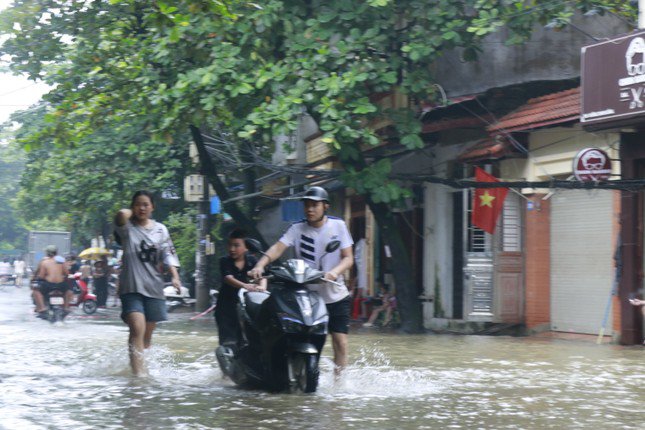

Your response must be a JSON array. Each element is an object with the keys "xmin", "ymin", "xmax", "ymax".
[
  {"xmin": 83, "ymin": 299, "xmax": 98, "ymax": 315},
  {"xmin": 288, "ymin": 353, "xmax": 319, "ymax": 393},
  {"xmin": 52, "ymin": 307, "xmax": 64, "ymax": 324}
]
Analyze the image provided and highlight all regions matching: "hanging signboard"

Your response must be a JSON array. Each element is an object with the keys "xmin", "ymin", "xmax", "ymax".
[
  {"xmin": 183, "ymin": 175, "xmax": 215, "ymax": 202},
  {"xmin": 210, "ymin": 196, "xmax": 221, "ymax": 214},
  {"xmin": 581, "ymin": 30, "xmax": 645, "ymax": 129},
  {"xmin": 572, "ymin": 148, "xmax": 612, "ymax": 181}
]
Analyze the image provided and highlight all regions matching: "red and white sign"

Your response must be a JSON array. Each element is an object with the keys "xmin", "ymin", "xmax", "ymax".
[{"xmin": 572, "ymin": 148, "xmax": 612, "ymax": 181}]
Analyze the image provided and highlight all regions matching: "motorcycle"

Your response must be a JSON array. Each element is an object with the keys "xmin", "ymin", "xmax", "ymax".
[
  {"xmin": 41, "ymin": 285, "xmax": 68, "ymax": 324},
  {"xmin": 68, "ymin": 273, "xmax": 98, "ymax": 314},
  {"xmin": 164, "ymin": 284, "xmax": 196, "ymax": 312},
  {"xmin": 215, "ymin": 239, "xmax": 340, "ymax": 393}
]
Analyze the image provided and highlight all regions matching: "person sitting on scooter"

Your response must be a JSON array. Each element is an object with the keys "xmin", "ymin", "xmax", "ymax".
[
  {"xmin": 32, "ymin": 245, "xmax": 72, "ymax": 318},
  {"xmin": 248, "ymin": 186, "xmax": 354, "ymax": 376},
  {"xmin": 217, "ymin": 228, "xmax": 267, "ymax": 352}
]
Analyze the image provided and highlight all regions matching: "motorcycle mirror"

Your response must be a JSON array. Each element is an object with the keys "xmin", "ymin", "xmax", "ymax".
[
  {"xmin": 325, "ymin": 240, "xmax": 341, "ymax": 253},
  {"xmin": 245, "ymin": 238, "xmax": 264, "ymax": 254}
]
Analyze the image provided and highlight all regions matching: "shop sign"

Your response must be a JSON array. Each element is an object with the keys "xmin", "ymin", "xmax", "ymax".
[
  {"xmin": 572, "ymin": 148, "xmax": 612, "ymax": 181},
  {"xmin": 581, "ymin": 30, "xmax": 645, "ymax": 128}
]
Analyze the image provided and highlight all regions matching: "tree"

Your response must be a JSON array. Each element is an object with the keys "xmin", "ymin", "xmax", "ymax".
[
  {"xmin": 10, "ymin": 105, "xmax": 189, "ymax": 247},
  {"xmin": 1, "ymin": 0, "xmax": 634, "ymax": 332},
  {"xmin": 0, "ymin": 140, "xmax": 27, "ymax": 250}
]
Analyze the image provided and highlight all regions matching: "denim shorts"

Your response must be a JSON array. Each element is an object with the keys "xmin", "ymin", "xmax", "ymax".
[{"xmin": 120, "ymin": 293, "xmax": 167, "ymax": 323}]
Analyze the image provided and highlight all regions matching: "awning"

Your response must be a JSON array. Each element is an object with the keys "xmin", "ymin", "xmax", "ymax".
[{"xmin": 487, "ymin": 87, "xmax": 580, "ymax": 134}]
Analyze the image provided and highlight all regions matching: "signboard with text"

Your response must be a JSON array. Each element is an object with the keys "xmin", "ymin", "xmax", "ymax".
[{"xmin": 581, "ymin": 30, "xmax": 645, "ymax": 128}]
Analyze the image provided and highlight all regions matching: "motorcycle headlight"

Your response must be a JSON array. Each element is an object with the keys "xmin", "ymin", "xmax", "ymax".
[
  {"xmin": 309, "ymin": 322, "xmax": 327, "ymax": 335},
  {"xmin": 280, "ymin": 315, "xmax": 305, "ymax": 333}
]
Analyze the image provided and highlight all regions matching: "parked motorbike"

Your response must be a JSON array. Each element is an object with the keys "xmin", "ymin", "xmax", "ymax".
[
  {"xmin": 164, "ymin": 284, "xmax": 196, "ymax": 312},
  {"xmin": 68, "ymin": 273, "xmax": 98, "ymax": 314},
  {"xmin": 215, "ymin": 239, "xmax": 340, "ymax": 393}
]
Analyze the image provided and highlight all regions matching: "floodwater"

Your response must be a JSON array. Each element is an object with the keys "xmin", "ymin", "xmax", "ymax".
[{"xmin": 0, "ymin": 285, "xmax": 643, "ymax": 430}]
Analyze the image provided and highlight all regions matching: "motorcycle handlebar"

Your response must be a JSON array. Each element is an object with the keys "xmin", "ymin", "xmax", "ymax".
[
  {"xmin": 322, "ymin": 278, "xmax": 343, "ymax": 287},
  {"xmin": 250, "ymin": 275, "xmax": 273, "ymax": 284}
]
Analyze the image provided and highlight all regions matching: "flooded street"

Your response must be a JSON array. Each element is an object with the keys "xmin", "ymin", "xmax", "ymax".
[{"xmin": 0, "ymin": 285, "xmax": 643, "ymax": 430}]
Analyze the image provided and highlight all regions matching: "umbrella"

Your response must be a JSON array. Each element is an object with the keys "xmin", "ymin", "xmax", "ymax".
[{"xmin": 78, "ymin": 247, "xmax": 111, "ymax": 260}]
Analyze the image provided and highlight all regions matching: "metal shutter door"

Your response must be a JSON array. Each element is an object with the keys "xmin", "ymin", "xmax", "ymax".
[{"xmin": 550, "ymin": 190, "xmax": 614, "ymax": 335}]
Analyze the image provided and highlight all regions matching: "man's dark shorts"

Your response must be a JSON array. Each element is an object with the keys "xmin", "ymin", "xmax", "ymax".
[
  {"xmin": 39, "ymin": 281, "xmax": 69, "ymax": 296},
  {"xmin": 326, "ymin": 295, "xmax": 351, "ymax": 334}
]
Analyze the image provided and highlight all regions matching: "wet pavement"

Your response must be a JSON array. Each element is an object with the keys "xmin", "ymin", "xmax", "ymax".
[{"xmin": 0, "ymin": 284, "xmax": 643, "ymax": 429}]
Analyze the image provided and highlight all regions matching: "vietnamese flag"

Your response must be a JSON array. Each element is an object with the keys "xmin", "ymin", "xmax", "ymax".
[{"xmin": 471, "ymin": 167, "xmax": 509, "ymax": 234}]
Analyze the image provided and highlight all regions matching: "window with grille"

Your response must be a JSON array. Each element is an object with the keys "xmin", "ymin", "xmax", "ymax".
[
  {"xmin": 500, "ymin": 193, "xmax": 522, "ymax": 252},
  {"xmin": 465, "ymin": 189, "xmax": 492, "ymax": 253}
]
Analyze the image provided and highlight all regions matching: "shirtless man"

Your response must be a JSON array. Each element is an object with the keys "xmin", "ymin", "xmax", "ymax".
[{"xmin": 32, "ymin": 245, "xmax": 71, "ymax": 316}]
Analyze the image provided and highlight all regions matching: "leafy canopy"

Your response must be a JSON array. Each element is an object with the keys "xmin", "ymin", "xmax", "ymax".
[
  {"xmin": 11, "ymin": 105, "xmax": 188, "ymax": 245},
  {"xmin": 0, "ymin": 0, "xmax": 635, "ymax": 207}
]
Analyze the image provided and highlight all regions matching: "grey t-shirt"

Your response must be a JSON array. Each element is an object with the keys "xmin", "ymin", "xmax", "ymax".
[{"xmin": 115, "ymin": 220, "xmax": 180, "ymax": 300}]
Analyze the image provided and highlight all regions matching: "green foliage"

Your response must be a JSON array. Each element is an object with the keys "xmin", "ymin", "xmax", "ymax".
[
  {"xmin": 164, "ymin": 207, "xmax": 197, "ymax": 277},
  {"xmin": 0, "ymin": 142, "xmax": 27, "ymax": 249},
  {"xmin": 10, "ymin": 105, "xmax": 189, "ymax": 246},
  {"xmin": 0, "ymin": 0, "xmax": 634, "ymax": 211}
]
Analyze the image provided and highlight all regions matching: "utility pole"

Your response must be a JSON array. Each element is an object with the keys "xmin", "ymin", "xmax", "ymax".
[
  {"xmin": 185, "ymin": 169, "xmax": 212, "ymax": 312},
  {"xmin": 194, "ymin": 176, "xmax": 210, "ymax": 311},
  {"xmin": 640, "ymin": 0, "xmax": 645, "ymax": 29}
]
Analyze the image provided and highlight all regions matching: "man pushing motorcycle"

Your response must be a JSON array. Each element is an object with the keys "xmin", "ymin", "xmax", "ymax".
[{"xmin": 249, "ymin": 186, "xmax": 354, "ymax": 375}]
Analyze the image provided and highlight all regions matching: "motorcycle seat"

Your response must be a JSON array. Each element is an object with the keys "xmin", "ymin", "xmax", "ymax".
[{"xmin": 244, "ymin": 291, "xmax": 269, "ymax": 320}]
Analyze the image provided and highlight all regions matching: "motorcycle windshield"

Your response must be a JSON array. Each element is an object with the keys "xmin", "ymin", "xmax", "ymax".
[{"xmin": 272, "ymin": 259, "xmax": 324, "ymax": 284}]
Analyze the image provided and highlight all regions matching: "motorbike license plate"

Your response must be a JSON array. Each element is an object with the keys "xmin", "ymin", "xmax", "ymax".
[{"xmin": 50, "ymin": 296, "xmax": 64, "ymax": 305}]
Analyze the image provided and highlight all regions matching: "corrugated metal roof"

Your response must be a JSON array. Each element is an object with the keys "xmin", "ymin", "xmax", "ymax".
[
  {"xmin": 421, "ymin": 94, "xmax": 480, "ymax": 113},
  {"xmin": 488, "ymin": 87, "xmax": 580, "ymax": 134}
]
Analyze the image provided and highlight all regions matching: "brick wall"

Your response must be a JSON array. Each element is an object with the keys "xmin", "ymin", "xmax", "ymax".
[{"xmin": 524, "ymin": 195, "xmax": 551, "ymax": 329}]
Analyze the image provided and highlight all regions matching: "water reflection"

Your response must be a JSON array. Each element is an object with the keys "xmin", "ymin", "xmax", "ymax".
[{"xmin": 0, "ymin": 286, "xmax": 643, "ymax": 429}]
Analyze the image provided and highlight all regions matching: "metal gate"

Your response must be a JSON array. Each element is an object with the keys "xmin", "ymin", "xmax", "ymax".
[
  {"xmin": 463, "ymin": 191, "xmax": 523, "ymax": 322},
  {"xmin": 463, "ymin": 189, "xmax": 494, "ymax": 321}
]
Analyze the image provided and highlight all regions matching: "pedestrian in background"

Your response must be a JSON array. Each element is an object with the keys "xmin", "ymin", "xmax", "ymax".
[
  {"xmin": 79, "ymin": 260, "xmax": 91, "ymax": 287},
  {"xmin": 93, "ymin": 257, "xmax": 110, "ymax": 308},
  {"xmin": 114, "ymin": 190, "xmax": 181, "ymax": 377},
  {"xmin": 13, "ymin": 258, "xmax": 25, "ymax": 287}
]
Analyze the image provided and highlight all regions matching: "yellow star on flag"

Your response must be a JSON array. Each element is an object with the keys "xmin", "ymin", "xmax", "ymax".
[{"xmin": 479, "ymin": 190, "xmax": 495, "ymax": 207}]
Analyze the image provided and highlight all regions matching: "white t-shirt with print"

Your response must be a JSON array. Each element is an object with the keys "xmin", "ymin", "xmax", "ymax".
[{"xmin": 279, "ymin": 216, "xmax": 354, "ymax": 304}]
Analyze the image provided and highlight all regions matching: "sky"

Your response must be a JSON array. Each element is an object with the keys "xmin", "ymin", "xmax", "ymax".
[{"xmin": 0, "ymin": 0, "xmax": 49, "ymax": 124}]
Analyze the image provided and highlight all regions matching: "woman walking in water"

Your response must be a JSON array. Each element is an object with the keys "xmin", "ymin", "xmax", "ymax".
[{"xmin": 114, "ymin": 190, "xmax": 181, "ymax": 376}]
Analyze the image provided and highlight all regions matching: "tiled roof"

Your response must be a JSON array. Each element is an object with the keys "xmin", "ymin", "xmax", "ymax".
[
  {"xmin": 457, "ymin": 138, "xmax": 525, "ymax": 163},
  {"xmin": 487, "ymin": 87, "xmax": 580, "ymax": 134}
]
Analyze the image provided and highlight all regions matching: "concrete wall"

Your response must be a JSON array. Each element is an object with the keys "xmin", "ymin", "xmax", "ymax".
[
  {"xmin": 432, "ymin": 14, "xmax": 630, "ymax": 97},
  {"xmin": 422, "ymin": 142, "xmax": 469, "ymax": 322},
  {"xmin": 500, "ymin": 125, "xmax": 620, "ymax": 187},
  {"xmin": 272, "ymin": 111, "xmax": 318, "ymax": 166}
]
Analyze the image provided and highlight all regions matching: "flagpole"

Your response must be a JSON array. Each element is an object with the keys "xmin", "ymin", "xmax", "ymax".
[
  {"xmin": 473, "ymin": 174, "xmax": 531, "ymax": 202},
  {"xmin": 507, "ymin": 186, "xmax": 531, "ymax": 202}
]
